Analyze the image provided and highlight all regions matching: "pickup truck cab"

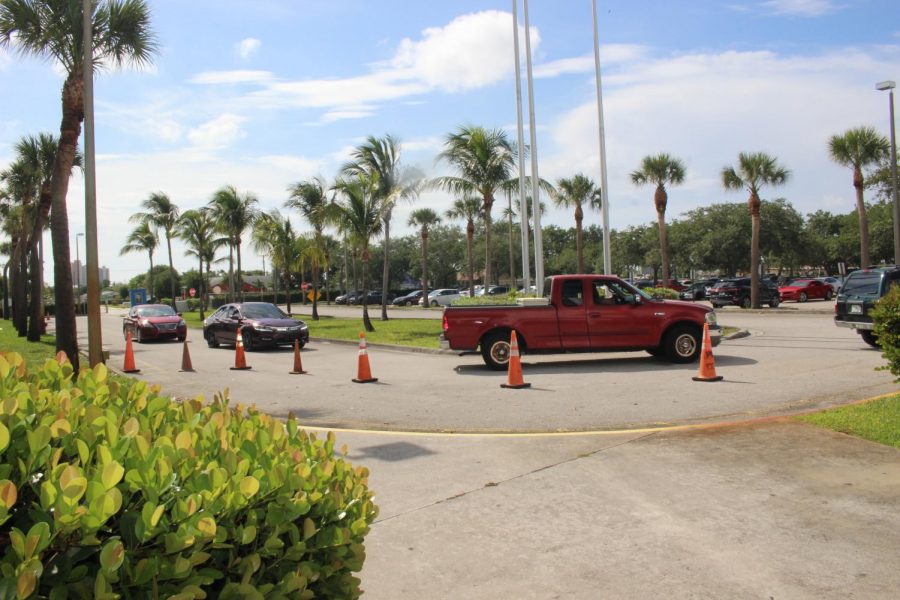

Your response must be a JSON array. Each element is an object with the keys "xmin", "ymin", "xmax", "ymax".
[{"xmin": 441, "ymin": 274, "xmax": 721, "ymax": 370}]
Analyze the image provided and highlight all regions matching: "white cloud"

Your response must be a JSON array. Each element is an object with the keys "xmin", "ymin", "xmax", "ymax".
[
  {"xmin": 236, "ymin": 38, "xmax": 261, "ymax": 60},
  {"xmin": 534, "ymin": 45, "xmax": 649, "ymax": 78},
  {"xmin": 190, "ymin": 70, "xmax": 274, "ymax": 85},
  {"xmin": 187, "ymin": 114, "xmax": 246, "ymax": 149},
  {"xmin": 536, "ymin": 46, "xmax": 900, "ymax": 230},
  {"xmin": 760, "ymin": 0, "xmax": 840, "ymax": 16}
]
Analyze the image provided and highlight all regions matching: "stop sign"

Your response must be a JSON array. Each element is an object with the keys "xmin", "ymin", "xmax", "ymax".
[
  {"xmin": 301, "ymin": 282, "xmax": 309, "ymax": 291},
  {"xmin": 189, "ymin": 287, "xmax": 196, "ymax": 297}
]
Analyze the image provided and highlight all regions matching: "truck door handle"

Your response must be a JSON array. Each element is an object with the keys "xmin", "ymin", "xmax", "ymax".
[{"xmin": 589, "ymin": 312, "xmax": 601, "ymax": 318}]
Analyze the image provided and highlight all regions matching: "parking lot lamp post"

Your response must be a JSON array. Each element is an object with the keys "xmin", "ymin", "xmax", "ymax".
[
  {"xmin": 75, "ymin": 232, "xmax": 84, "ymax": 313},
  {"xmin": 876, "ymin": 80, "xmax": 899, "ymax": 265}
]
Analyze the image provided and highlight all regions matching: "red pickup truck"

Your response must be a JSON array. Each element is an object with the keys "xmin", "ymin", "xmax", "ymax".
[{"xmin": 440, "ymin": 274, "xmax": 721, "ymax": 370}]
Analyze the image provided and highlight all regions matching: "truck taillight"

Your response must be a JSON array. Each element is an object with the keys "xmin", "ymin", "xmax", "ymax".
[{"xmin": 442, "ymin": 314, "xmax": 449, "ymax": 331}]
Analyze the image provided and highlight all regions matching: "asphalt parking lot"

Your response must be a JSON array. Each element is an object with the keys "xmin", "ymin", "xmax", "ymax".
[{"xmin": 68, "ymin": 302, "xmax": 900, "ymax": 599}]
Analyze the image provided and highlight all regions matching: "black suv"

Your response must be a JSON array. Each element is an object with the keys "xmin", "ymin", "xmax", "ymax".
[
  {"xmin": 708, "ymin": 277, "xmax": 780, "ymax": 309},
  {"xmin": 834, "ymin": 265, "xmax": 900, "ymax": 347}
]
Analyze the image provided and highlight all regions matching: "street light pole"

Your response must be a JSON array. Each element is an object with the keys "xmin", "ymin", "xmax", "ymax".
[
  {"xmin": 75, "ymin": 232, "xmax": 84, "ymax": 314},
  {"xmin": 876, "ymin": 80, "xmax": 900, "ymax": 266},
  {"xmin": 83, "ymin": 0, "xmax": 103, "ymax": 365}
]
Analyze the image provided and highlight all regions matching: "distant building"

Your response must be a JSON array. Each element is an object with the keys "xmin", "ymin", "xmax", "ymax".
[{"xmin": 71, "ymin": 261, "xmax": 111, "ymax": 287}]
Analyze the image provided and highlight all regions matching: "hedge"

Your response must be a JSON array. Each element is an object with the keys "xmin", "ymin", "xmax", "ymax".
[
  {"xmin": 872, "ymin": 285, "xmax": 900, "ymax": 381},
  {"xmin": 0, "ymin": 351, "xmax": 378, "ymax": 599}
]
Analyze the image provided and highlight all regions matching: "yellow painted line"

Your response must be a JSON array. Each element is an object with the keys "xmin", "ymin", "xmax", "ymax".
[{"xmin": 296, "ymin": 391, "xmax": 899, "ymax": 438}]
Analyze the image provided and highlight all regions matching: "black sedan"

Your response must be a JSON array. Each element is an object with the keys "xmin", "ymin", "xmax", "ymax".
[
  {"xmin": 203, "ymin": 302, "xmax": 309, "ymax": 351},
  {"xmin": 393, "ymin": 290, "xmax": 423, "ymax": 306}
]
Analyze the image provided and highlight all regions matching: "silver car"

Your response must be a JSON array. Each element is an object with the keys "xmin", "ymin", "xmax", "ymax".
[{"xmin": 419, "ymin": 288, "xmax": 461, "ymax": 307}]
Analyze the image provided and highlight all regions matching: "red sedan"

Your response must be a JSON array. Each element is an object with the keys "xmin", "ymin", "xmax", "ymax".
[
  {"xmin": 123, "ymin": 304, "xmax": 187, "ymax": 342},
  {"xmin": 778, "ymin": 279, "xmax": 833, "ymax": 303}
]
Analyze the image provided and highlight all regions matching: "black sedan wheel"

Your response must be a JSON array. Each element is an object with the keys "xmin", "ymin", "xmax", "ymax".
[
  {"xmin": 242, "ymin": 332, "xmax": 255, "ymax": 352},
  {"xmin": 205, "ymin": 330, "xmax": 219, "ymax": 348}
]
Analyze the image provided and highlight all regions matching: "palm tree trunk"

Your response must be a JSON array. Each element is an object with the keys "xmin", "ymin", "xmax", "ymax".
[
  {"xmin": 2, "ymin": 262, "xmax": 9, "ymax": 319},
  {"xmin": 285, "ymin": 269, "xmax": 292, "ymax": 314},
  {"xmin": 750, "ymin": 194, "xmax": 761, "ymax": 309},
  {"xmin": 421, "ymin": 232, "xmax": 429, "ymax": 309},
  {"xmin": 483, "ymin": 198, "xmax": 493, "ymax": 286},
  {"xmin": 311, "ymin": 257, "xmax": 320, "ymax": 321},
  {"xmin": 198, "ymin": 257, "xmax": 205, "ymax": 321},
  {"xmin": 12, "ymin": 241, "xmax": 27, "ymax": 336},
  {"xmin": 236, "ymin": 241, "xmax": 244, "ymax": 302},
  {"xmin": 228, "ymin": 244, "xmax": 235, "ymax": 303},
  {"xmin": 381, "ymin": 216, "xmax": 390, "ymax": 321},
  {"xmin": 27, "ymin": 243, "xmax": 44, "ymax": 341},
  {"xmin": 467, "ymin": 221, "xmax": 475, "ymax": 296},
  {"xmin": 575, "ymin": 208, "xmax": 584, "ymax": 274},
  {"xmin": 854, "ymin": 171, "xmax": 870, "ymax": 267},
  {"xmin": 147, "ymin": 252, "xmax": 155, "ymax": 302},
  {"xmin": 362, "ymin": 252, "xmax": 374, "ymax": 333},
  {"xmin": 657, "ymin": 210, "xmax": 669, "ymax": 283},
  {"xmin": 166, "ymin": 231, "xmax": 176, "ymax": 307},
  {"xmin": 48, "ymin": 74, "xmax": 83, "ymax": 370}
]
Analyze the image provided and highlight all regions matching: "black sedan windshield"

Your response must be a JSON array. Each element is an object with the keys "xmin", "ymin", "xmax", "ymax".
[{"xmin": 241, "ymin": 304, "xmax": 287, "ymax": 319}]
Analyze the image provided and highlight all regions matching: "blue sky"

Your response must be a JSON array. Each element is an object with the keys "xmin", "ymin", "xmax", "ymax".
[{"xmin": 1, "ymin": 0, "xmax": 899, "ymax": 282}]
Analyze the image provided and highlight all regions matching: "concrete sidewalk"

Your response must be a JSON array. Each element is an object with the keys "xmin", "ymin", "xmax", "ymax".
[{"xmin": 352, "ymin": 418, "xmax": 900, "ymax": 599}]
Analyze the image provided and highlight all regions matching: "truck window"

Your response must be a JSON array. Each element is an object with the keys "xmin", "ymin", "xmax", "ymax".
[
  {"xmin": 592, "ymin": 280, "xmax": 632, "ymax": 305},
  {"xmin": 561, "ymin": 280, "xmax": 584, "ymax": 306}
]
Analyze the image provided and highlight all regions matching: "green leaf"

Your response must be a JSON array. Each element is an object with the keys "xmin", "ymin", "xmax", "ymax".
[
  {"xmin": 0, "ymin": 481, "xmax": 16, "ymax": 509},
  {"xmin": 101, "ymin": 462, "xmax": 124, "ymax": 490},
  {"xmin": 26, "ymin": 425, "xmax": 51, "ymax": 454},
  {"xmin": 16, "ymin": 570, "xmax": 36, "ymax": 600},
  {"xmin": 240, "ymin": 525, "xmax": 257, "ymax": 545},
  {"xmin": 99, "ymin": 539, "xmax": 125, "ymax": 573},
  {"xmin": 0, "ymin": 422, "xmax": 9, "ymax": 453},
  {"xmin": 25, "ymin": 522, "xmax": 51, "ymax": 558},
  {"xmin": 196, "ymin": 517, "xmax": 216, "ymax": 538},
  {"xmin": 239, "ymin": 476, "xmax": 259, "ymax": 498}
]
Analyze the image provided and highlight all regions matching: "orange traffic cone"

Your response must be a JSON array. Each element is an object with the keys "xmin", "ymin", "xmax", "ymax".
[
  {"xmin": 692, "ymin": 323, "xmax": 723, "ymax": 382},
  {"xmin": 289, "ymin": 338, "xmax": 306, "ymax": 374},
  {"xmin": 352, "ymin": 332, "xmax": 378, "ymax": 383},
  {"xmin": 230, "ymin": 327, "xmax": 252, "ymax": 371},
  {"xmin": 179, "ymin": 338, "xmax": 195, "ymax": 372},
  {"xmin": 123, "ymin": 331, "xmax": 141, "ymax": 374},
  {"xmin": 500, "ymin": 331, "xmax": 530, "ymax": 389}
]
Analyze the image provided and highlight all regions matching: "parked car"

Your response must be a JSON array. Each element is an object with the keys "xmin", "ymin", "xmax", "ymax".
[
  {"xmin": 122, "ymin": 304, "xmax": 187, "ymax": 343},
  {"xmin": 203, "ymin": 302, "xmax": 309, "ymax": 351},
  {"xmin": 778, "ymin": 278, "xmax": 833, "ymax": 302},
  {"xmin": 357, "ymin": 290, "xmax": 393, "ymax": 305},
  {"xmin": 708, "ymin": 278, "xmax": 780, "ymax": 308},
  {"xmin": 679, "ymin": 282, "xmax": 708, "ymax": 301},
  {"xmin": 658, "ymin": 279, "xmax": 687, "ymax": 292},
  {"xmin": 485, "ymin": 285, "xmax": 511, "ymax": 296},
  {"xmin": 335, "ymin": 291, "xmax": 360, "ymax": 305},
  {"xmin": 419, "ymin": 288, "xmax": 461, "ymax": 307},
  {"xmin": 834, "ymin": 265, "xmax": 900, "ymax": 347},
  {"xmin": 393, "ymin": 290, "xmax": 424, "ymax": 306},
  {"xmin": 816, "ymin": 276, "xmax": 844, "ymax": 293}
]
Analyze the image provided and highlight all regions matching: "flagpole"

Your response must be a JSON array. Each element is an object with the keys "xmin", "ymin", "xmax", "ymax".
[
  {"xmin": 522, "ymin": 0, "xmax": 545, "ymax": 294},
  {"xmin": 592, "ymin": 0, "xmax": 612, "ymax": 274},
  {"xmin": 512, "ymin": 0, "xmax": 530, "ymax": 292}
]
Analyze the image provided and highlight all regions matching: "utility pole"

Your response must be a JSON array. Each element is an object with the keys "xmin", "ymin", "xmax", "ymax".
[{"xmin": 83, "ymin": 0, "xmax": 103, "ymax": 365}]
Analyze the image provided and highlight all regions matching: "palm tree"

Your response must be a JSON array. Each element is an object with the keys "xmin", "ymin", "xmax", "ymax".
[
  {"xmin": 722, "ymin": 152, "xmax": 790, "ymax": 308},
  {"xmin": 120, "ymin": 222, "xmax": 158, "ymax": 299},
  {"xmin": 342, "ymin": 135, "xmax": 420, "ymax": 321},
  {"xmin": 251, "ymin": 210, "xmax": 298, "ymax": 314},
  {"xmin": 408, "ymin": 208, "xmax": 441, "ymax": 309},
  {"xmin": 208, "ymin": 185, "xmax": 259, "ymax": 302},
  {"xmin": 553, "ymin": 174, "xmax": 602, "ymax": 274},
  {"xmin": 331, "ymin": 174, "xmax": 384, "ymax": 332},
  {"xmin": 1, "ymin": 0, "xmax": 157, "ymax": 369},
  {"xmin": 432, "ymin": 125, "xmax": 516, "ymax": 287},
  {"xmin": 132, "ymin": 192, "xmax": 179, "ymax": 307},
  {"xmin": 286, "ymin": 176, "xmax": 334, "ymax": 320},
  {"xmin": 630, "ymin": 155, "xmax": 684, "ymax": 282},
  {"xmin": 0, "ymin": 159, "xmax": 37, "ymax": 336},
  {"xmin": 15, "ymin": 134, "xmax": 81, "ymax": 341},
  {"xmin": 177, "ymin": 208, "xmax": 219, "ymax": 320},
  {"xmin": 445, "ymin": 197, "xmax": 482, "ymax": 296},
  {"xmin": 828, "ymin": 127, "xmax": 890, "ymax": 267}
]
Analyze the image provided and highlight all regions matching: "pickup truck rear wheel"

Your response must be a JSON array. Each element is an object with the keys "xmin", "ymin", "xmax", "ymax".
[
  {"xmin": 664, "ymin": 325, "xmax": 701, "ymax": 363},
  {"xmin": 481, "ymin": 331, "xmax": 512, "ymax": 371}
]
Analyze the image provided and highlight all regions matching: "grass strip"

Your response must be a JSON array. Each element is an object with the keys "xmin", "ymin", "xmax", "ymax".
[
  {"xmin": 0, "ymin": 319, "xmax": 59, "ymax": 368},
  {"xmin": 796, "ymin": 393, "xmax": 900, "ymax": 449}
]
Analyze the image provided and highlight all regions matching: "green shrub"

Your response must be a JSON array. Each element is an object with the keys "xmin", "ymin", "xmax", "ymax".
[
  {"xmin": 872, "ymin": 285, "xmax": 900, "ymax": 380},
  {"xmin": 645, "ymin": 287, "xmax": 679, "ymax": 300},
  {"xmin": 186, "ymin": 298, "xmax": 201, "ymax": 312},
  {"xmin": 452, "ymin": 294, "xmax": 519, "ymax": 306},
  {"xmin": 0, "ymin": 352, "xmax": 377, "ymax": 599}
]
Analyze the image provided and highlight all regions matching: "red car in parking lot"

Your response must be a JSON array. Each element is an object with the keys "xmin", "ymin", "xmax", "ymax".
[
  {"xmin": 122, "ymin": 304, "xmax": 187, "ymax": 342},
  {"xmin": 778, "ymin": 279, "xmax": 833, "ymax": 302}
]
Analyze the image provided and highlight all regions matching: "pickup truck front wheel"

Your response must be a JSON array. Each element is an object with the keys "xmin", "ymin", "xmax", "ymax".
[
  {"xmin": 481, "ymin": 331, "xmax": 513, "ymax": 371},
  {"xmin": 664, "ymin": 325, "xmax": 701, "ymax": 363}
]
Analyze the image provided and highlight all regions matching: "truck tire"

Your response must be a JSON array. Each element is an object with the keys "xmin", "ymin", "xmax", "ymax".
[
  {"xmin": 664, "ymin": 325, "xmax": 701, "ymax": 363},
  {"xmin": 860, "ymin": 330, "xmax": 879, "ymax": 348},
  {"xmin": 481, "ymin": 331, "xmax": 512, "ymax": 371}
]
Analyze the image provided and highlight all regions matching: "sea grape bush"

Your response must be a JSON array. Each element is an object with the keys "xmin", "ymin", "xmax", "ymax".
[{"xmin": 0, "ymin": 352, "xmax": 377, "ymax": 599}]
